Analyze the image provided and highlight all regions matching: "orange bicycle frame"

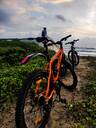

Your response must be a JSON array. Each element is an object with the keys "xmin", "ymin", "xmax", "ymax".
[
  {"xmin": 34, "ymin": 48, "xmax": 64, "ymax": 101},
  {"xmin": 46, "ymin": 48, "xmax": 64, "ymax": 100}
]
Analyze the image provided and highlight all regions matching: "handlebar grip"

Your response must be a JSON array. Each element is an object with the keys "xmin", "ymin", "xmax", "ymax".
[
  {"xmin": 60, "ymin": 34, "xmax": 72, "ymax": 42},
  {"xmin": 74, "ymin": 39, "xmax": 79, "ymax": 42},
  {"xmin": 66, "ymin": 34, "xmax": 72, "ymax": 39}
]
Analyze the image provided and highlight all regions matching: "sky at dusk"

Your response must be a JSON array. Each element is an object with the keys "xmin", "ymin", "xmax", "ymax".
[{"xmin": 0, "ymin": 0, "xmax": 96, "ymax": 47}]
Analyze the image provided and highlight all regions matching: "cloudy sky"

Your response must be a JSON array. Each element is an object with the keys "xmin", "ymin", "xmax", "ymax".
[{"xmin": 0, "ymin": 0, "xmax": 96, "ymax": 47}]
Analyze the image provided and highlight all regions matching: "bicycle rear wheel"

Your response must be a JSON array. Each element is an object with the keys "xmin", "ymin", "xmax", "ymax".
[
  {"xmin": 59, "ymin": 60, "xmax": 77, "ymax": 90},
  {"xmin": 15, "ymin": 70, "xmax": 52, "ymax": 128}
]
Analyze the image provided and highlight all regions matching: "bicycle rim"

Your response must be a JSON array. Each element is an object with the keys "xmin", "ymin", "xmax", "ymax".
[{"xmin": 68, "ymin": 51, "xmax": 79, "ymax": 66}]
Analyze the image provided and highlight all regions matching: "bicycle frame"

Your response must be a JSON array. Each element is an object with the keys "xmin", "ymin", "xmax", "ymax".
[{"xmin": 35, "ymin": 47, "xmax": 64, "ymax": 101}]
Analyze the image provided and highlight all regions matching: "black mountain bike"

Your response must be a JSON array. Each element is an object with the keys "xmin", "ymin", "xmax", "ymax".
[
  {"xmin": 65, "ymin": 39, "xmax": 79, "ymax": 69},
  {"xmin": 15, "ymin": 36, "xmax": 77, "ymax": 128}
]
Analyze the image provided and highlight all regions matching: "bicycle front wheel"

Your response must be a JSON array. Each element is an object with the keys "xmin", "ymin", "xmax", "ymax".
[
  {"xmin": 68, "ymin": 50, "xmax": 79, "ymax": 66},
  {"xmin": 15, "ymin": 70, "xmax": 52, "ymax": 128}
]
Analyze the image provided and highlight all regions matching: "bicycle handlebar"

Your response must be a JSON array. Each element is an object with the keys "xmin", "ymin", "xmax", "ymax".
[
  {"xmin": 47, "ymin": 35, "xmax": 72, "ymax": 47},
  {"xmin": 26, "ymin": 35, "xmax": 72, "ymax": 47},
  {"xmin": 65, "ymin": 39, "xmax": 79, "ymax": 45}
]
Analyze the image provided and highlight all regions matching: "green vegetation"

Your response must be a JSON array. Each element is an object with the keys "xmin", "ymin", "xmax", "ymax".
[
  {"xmin": 0, "ymin": 40, "xmax": 54, "ymax": 110},
  {"xmin": 66, "ymin": 57, "xmax": 96, "ymax": 128},
  {"xmin": 0, "ymin": 39, "xmax": 43, "ymax": 51}
]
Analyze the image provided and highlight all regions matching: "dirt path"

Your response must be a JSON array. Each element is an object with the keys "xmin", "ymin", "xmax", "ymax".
[
  {"xmin": 0, "ymin": 57, "xmax": 91, "ymax": 128},
  {"xmin": 47, "ymin": 57, "xmax": 91, "ymax": 128}
]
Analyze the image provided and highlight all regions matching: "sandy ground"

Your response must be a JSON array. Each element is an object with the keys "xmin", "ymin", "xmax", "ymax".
[
  {"xmin": 46, "ymin": 57, "xmax": 91, "ymax": 128},
  {"xmin": 0, "ymin": 57, "xmax": 91, "ymax": 128}
]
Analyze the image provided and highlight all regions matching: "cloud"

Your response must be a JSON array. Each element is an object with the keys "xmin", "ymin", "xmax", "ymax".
[
  {"xmin": 0, "ymin": 0, "xmax": 2, "ymax": 3},
  {"xmin": 0, "ymin": 9, "xmax": 10, "ymax": 24},
  {"xmin": 0, "ymin": 26, "xmax": 6, "ymax": 33},
  {"xmin": 30, "ymin": 4, "xmax": 46, "ymax": 13},
  {"xmin": 55, "ymin": 15, "xmax": 66, "ymax": 22},
  {"xmin": 41, "ymin": 0, "xmax": 73, "ymax": 4},
  {"xmin": 0, "ymin": 0, "xmax": 96, "ymax": 41},
  {"xmin": 65, "ymin": 25, "xmax": 96, "ymax": 39}
]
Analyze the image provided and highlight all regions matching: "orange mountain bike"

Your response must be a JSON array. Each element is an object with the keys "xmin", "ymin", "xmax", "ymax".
[{"xmin": 15, "ymin": 36, "xmax": 77, "ymax": 128}]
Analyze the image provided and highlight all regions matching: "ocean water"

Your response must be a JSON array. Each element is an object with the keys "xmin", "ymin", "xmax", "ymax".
[
  {"xmin": 62, "ymin": 38, "xmax": 96, "ymax": 57},
  {"xmin": 22, "ymin": 38, "xmax": 96, "ymax": 56},
  {"xmin": 64, "ymin": 47, "xmax": 96, "ymax": 56},
  {"xmin": 50, "ymin": 45, "xmax": 96, "ymax": 57},
  {"xmin": 64, "ymin": 41, "xmax": 96, "ymax": 56},
  {"xmin": 25, "ymin": 40, "xmax": 96, "ymax": 57}
]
